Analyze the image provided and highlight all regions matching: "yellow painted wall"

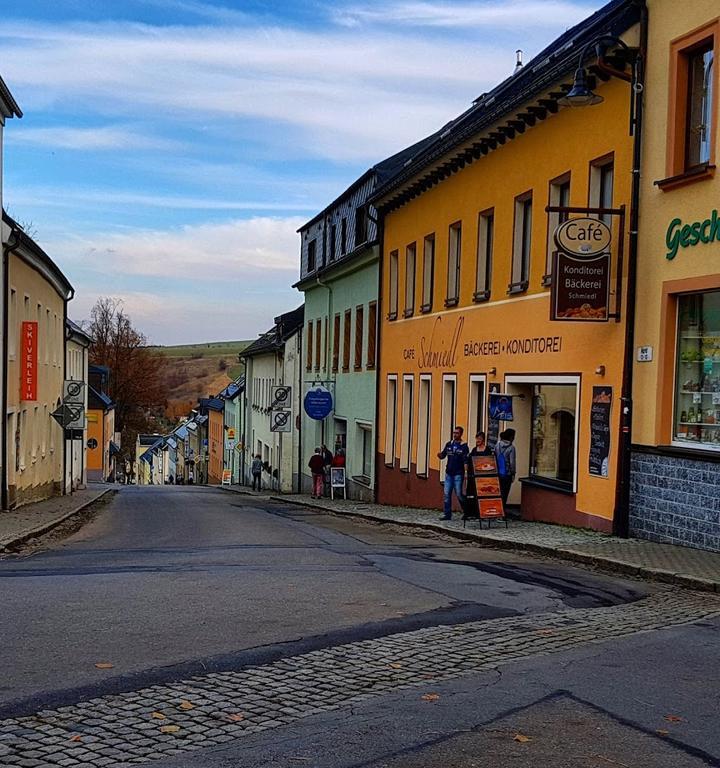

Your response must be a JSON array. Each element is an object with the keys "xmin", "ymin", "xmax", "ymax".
[
  {"xmin": 378, "ymin": 73, "xmax": 635, "ymax": 526},
  {"xmin": 633, "ymin": 1, "xmax": 720, "ymax": 446},
  {"xmin": 208, "ymin": 409, "xmax": 224, "ymax": 483},
  {"xmin": 86, "ymin": 410, "xmax": 103, "ymax": 471},
  {"xmin": 6, "ymin": 254, "xmax": 65, "ymax": 506}
]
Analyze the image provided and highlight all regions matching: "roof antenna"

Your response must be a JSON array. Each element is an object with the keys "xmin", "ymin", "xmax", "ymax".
[{"xmin": 514, "ymin": 49, "xmax": 523, "ymax": 74}]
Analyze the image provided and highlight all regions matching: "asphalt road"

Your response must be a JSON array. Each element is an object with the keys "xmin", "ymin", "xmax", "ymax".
[{"xmin": 3, "ymin": 486, "xmax": 716, "ymax": 767}]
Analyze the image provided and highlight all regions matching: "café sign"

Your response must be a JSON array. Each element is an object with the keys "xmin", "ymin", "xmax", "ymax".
[
  {"xmin": 554, "ymin": 217, "xmax": 612, "ymax": 257},
  {"xmin": 551, "ymin": 216, "xmax": 611, "ymax": 322}
]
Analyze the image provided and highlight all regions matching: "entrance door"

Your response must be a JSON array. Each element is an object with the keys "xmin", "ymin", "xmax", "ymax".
[{"xmin": 555, "ymin": 410, "xmax": 575, "ymax": 482}]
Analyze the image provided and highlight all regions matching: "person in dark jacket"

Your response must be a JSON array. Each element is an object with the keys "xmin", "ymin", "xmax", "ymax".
[
  {"xmin": 437, "ymin": 426, "xmax": 469, "ymax": 521},
  {"xmin": 309, "ymin": 447, "xmax": 325, "ymax": 499},
  {"xmin": 495, "ymin": 428, "xmax": 517, "ymax": 506}
]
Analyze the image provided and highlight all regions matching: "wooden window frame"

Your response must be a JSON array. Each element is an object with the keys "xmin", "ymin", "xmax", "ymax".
[
  {"xmin": 367, "ymin": 301, "xmax": 377, "ymax": 369},
  {"xmin": 342, "ymin": 309, "xmax": 351, "ymax": 371},
  {"xmin": 658, "ymin": 19, "xmax": 719, "ymax": 191},
  {"xmin": 544, "ymin": 173, "xmax": 571, "ymax": 286},
  {"xmin": 314, "ymin": 319, "xmax": 321, "ymax": 372},
  {"xmin": 307, "ymin": 238, "xmax": 317, "ymax": 272},
  {"xmin": 404, "ymin": 242, "xmax": 416, "ymax": 317},
  {"xmin": 332, "ymin": 313, "xmax": 340, "ymax": 372},
  {"xmin": 474, "ymin": 208, "xmax": 494, "ymax": 301},
  {"xmin": 421, "ymin": 234, "xmax": 435, "ymax": 313},
  {"xmin": 354, "ymin": 305, "xmax": 364, "ymax": 371},
  {"xmin": 445, "ymin": 222, "xmax": 462, "ymax": 308},
  {"xmin": 306, "ymin": 320, "xmax": 313, "ymax": 371},
  {"xmin": 509, "ymin": 191, "xmax": 532, "ymax": 294},
  {"xmin": 388, "ymin": 250, "xmax": 399, "ymax": 320}
]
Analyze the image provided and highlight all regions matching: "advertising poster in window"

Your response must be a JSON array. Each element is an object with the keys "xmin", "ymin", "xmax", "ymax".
[
  {"xmin": 488, "ymin": 393, "xmax": 513, "ymax": 421},
  {"xmin": 589, "ymin": 386, "xmax": 613, "ymax": 477}
]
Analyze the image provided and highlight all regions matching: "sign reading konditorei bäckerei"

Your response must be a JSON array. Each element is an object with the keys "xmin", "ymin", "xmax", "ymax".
[
  {"xmin": 589, "ymin": 386, "xmax": 613, "ymax": 478},
  {"xmin": 551, "ymin": 251, "xmax": 611, "ymax": 321}
]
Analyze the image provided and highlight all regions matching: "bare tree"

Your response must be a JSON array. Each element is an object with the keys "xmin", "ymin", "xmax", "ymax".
[{"xmin": 86, "ymin": 298, "xmax": 166, "ymax": 458}]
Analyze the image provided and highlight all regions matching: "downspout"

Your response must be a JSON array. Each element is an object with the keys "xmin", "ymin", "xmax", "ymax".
[
  {"xmin": 62, "ymin": 288, "xmax": 73, "ymax": 494},
  {"xmin": 370, "ymin": 203, "xmax": 384, "ymax": 504},
  {"xmin": 296, "ymin": 326, "xmax": 302, "ymax": 493},
  {"xmin": 614, "ymin": 0, "xmax": 647, "ymax": 537},
  {"xmin": 2, "ymin": 226, "xmax": 20, "ymax": 510},
  {"xmin": 315, "ymin": 248, "xmax": 333, "ymax": 449}
]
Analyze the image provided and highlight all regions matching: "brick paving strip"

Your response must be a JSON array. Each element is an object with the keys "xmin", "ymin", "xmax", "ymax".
[
  {"xmin": 0, "ymin": 487, "xmax": 115, "ymax": 553},
  {"xmin": 1, "ymin": 590, "xmax": 719, "ymax": 766},
  {"xmin": 232, "ymin": 490, "xmax": 720, "ymax": 592}
]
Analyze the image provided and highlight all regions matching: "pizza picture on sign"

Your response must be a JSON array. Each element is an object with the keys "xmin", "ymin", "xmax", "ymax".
[
  {"xmin": 472, "ymin": 455, "xmax": 498, "ymax": 476},
  {"xmin": 475, "ymin": 478, "xmax": 501, "ymax": 497}
]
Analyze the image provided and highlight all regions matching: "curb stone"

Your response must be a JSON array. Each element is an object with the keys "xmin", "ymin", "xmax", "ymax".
[
  {"xmin": 0, "ymin": 488, "xmax": 116, "ymax": 552},
  {"xmin": 242, "ymin": 491, "xmax": 720, "ymax": 594}
]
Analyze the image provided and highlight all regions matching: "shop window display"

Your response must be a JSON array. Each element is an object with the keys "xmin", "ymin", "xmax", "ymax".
[
  {"xmin": 530, "ymin": 384, "xmax": 576, "ymax": 485},
  {"xmin": 675, "ymin": 290, "xmax": 720, "ymax": 450}
]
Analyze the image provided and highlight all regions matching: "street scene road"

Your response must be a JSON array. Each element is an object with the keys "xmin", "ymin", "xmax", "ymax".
[{"xmin": 1, "ymin": 487, "xmax": 719, "ymax": 767}]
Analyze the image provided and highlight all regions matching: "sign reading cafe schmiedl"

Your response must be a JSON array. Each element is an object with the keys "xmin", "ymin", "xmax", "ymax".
[
  {"xmin": 551, "ymin": 217, "xmax": 612, "ymax": 322},
  {"xmin": 666, "ymin": 211, "xmax": 720, "ymax": 260}
]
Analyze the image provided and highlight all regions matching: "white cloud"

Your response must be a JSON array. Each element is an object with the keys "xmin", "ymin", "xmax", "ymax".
[
  {"xmin": 332, "ymin": 0, "xmax": 596, "ymax": 29},
  {"xmin": 0, "ymin": 18, "xmax": 512, "ymax": 161},
  {"xmin": 47, "ymin": 215, "xmax": 305, "ymax": 279},
  {"xmin": 7, "ymin": 125, "xmax": 182, "ymax": 151}
]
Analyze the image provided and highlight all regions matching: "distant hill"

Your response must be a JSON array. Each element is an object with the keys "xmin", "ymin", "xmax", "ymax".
[{"xmin": 151, "ymin": 340, "xmax": 251, "ymax": 421}]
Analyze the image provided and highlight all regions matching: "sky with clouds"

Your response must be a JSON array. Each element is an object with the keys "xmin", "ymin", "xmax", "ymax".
[{"xmin": 0, "ymin": 0, "xmax": 597, "ymax": 345}]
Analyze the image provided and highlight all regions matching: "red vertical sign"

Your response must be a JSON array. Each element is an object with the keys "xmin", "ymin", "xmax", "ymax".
[{"xmin": 21, "ymin": 321, "xmax": 38, "ymax": 401}]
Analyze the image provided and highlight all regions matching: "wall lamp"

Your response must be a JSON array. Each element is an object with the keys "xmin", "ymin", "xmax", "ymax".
[
  {"xmin": 558, "ymin": 35, "xmax": 636, "ymax": 108},
  {"xmin": 488, "ymin": 367, "xmax": 497, "ymax": 377},
  {"xmin": 595, "ymin": 365, "xmax": 606, "ymax": 376}
]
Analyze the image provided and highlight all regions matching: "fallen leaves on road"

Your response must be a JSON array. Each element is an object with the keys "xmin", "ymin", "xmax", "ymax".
[
  {"xmin": 389, "ymin": 663, "xmax": 404, "ymax": 669},
  {"xmin": 227, "ymin": 713, "xmax": 245, "ymax": 722},
  {"xmin": 69, "ymin": 734, "xmax": 82, "ymax": 742},
  {"xmin": 179, "ymin": 700, "xmax": 194, "ymax": 710},
  {"xmin": 513, "ymin": 734, "xmax": 532, "ymax": 743},
  {"xmin": 151, "ymin": 712, "xmax": 166, "ymax": 720},
  {"xmin": 656, "ymin": 729, "xmax": 669, "ymax": 736},
  {"xmin": 94, "ymin": 662, "xmax": 113, "ymax": 669},
  {"xmin": 160, "ymin": 725, "xmax": 180, "ymax": 734},
  {"xmin": 664, "ymin": 714, "xmax": 684, "ymax": 722},
  {"xmin": 536, "ymin": 629, "xmax": 556, "ymax": 636},
  {"xmin": 421, "ymin": 693, "xmax": 440, "ymax": 702}
]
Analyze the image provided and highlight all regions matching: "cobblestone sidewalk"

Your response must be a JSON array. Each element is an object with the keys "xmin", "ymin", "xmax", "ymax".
[
  {"xmin": 224, "ymin": 489, "xmax": 720, "ymax": 592},
  {"xmin": 1, "ymin": 589, "xmax": 718, "ymax": 766},
  {"xmin": 0, "ymin": 486, "xmax": 113, "ymax": 552}
]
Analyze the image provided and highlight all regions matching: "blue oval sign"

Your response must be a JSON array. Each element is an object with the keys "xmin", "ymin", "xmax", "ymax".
[{"xmin": 304, "ymin": 386, "xmax": 333, "ymax": 420}]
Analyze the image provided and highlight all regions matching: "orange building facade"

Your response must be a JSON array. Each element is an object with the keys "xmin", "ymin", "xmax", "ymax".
[
  {"xmin": 208, "ymin": 406, "xmax": 224, "ymax": 484},
  {"xmin": 375, "ymin": 6, "xmax": 639, "ymax": 531}
]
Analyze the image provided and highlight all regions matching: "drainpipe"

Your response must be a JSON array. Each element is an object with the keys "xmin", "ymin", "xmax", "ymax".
[
  {"xmin": 370, "ymin": 204, "xmax": 383, "ymax": 504},
  {"xmin": 2, "ymin": 225, "xmax": 20, "ymax": 511},
  {"xmin": 315, "ymin": 256, "xmax": 333, "ymax": 450},
  {"xmin": 613, "ymin": 0, "xmax": 647, "ymax": 537}
]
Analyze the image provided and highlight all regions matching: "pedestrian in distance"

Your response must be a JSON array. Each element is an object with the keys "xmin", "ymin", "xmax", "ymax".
[
  {"xmin": 251, "ymin": 454, "xmax": 263, "ymax": 491},
  {"xmin": 437, "ymin": 425, "xmax": 469, "ymax": 521},
  {"xmin": 495, "ymin": 428, "xmax": 517, "ymax": 507},
  {"xmin": 465, "ymin": 431, "xmax": 492, "ymax": 505},
  {"xmin": 309, "ymin": 447, "xmax": 325, "ymax": 499}
]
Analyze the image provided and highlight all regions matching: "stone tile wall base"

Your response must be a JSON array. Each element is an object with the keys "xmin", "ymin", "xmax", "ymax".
[{"xmin": 630, "ymin": 451, "xmax": 720, "ymax": 552}]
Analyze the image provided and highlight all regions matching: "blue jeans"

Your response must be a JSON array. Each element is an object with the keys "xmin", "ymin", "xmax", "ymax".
[{"xmin": 443, "ymin": 473, "xmax": 464, "ymax": 517}]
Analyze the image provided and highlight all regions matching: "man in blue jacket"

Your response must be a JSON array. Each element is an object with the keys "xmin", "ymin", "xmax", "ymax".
[{"xmin": 437, "ymin": 426, "xmax": 469, "ymax": 521}]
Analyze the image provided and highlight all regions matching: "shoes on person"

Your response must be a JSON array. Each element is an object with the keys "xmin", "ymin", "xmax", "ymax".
[{"xmin": 439, "ymin": 515, "xmax": 452, "ymax": 521}]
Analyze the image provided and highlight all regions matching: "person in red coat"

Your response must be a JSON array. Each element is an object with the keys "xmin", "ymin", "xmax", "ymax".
[
  {"xmin": 308, "ymin": 447, "xmax": 325, "ymax": 499},
  {"xmin": 332, "ymin": 448, "xmax": 345, "ymax": 468}
]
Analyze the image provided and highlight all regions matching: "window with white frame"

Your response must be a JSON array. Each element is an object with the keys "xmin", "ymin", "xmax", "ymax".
[
  {"xmin": 385, "ymin": 376, "xmax": 397, "ymax": 465},
  {"xmin": 400, "ymin": 376, "xmax": 413, "ymax": 471},
  {"xmin": 468, "ymin": 376, "xmax": 486, "ymax": 440},
  {"xmin": 440, "ymin": 375, "xmax": 456, "ymax": 477},
  {"xmin": 416, "ymin": 375, "xmax": 431, "ymax": 476}
]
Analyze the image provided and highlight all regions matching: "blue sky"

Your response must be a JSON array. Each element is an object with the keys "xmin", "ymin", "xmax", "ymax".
[{"xmin": 0, "ymin": 0, "xmax": 597, "ymax": 344}]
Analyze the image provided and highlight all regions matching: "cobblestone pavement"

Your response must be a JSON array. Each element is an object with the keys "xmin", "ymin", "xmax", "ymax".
[
  {"xmin": 260, "ymin": 493, "xmax": 720, "ymax": 590},
  {"xmin": 0, "ymin": 486, "xmax": 113, "ymax": 551},
  {"xmin": 2, "ymin": 589, "xmax": 719, "ymax": 766}
]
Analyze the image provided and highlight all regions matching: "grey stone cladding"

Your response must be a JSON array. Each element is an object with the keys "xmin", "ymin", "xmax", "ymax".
[{"xmin": 630, "ymin": 450, "xmax": 720, "ymax": 552}]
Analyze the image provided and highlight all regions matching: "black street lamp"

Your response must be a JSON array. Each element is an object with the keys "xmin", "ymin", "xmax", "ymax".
[{"xmin": 558, "ymin": 35, "xmax": 634, "ymax": 108}]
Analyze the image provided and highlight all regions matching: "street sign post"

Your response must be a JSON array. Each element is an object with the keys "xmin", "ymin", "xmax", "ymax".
[
  {"xmin": 51, "ymin": 403, "xmax": 85, "ymax": 430},
  {"xmin": 270, "ymin": 409, "xmax": 292, "ymax": 433},
  {"xmin": 271, "ymin": 386, "xmax": 292, "ymax": 409},
  {"xmin": 63, "ymin": 380, "xmax": 86, "ymax": 403}
]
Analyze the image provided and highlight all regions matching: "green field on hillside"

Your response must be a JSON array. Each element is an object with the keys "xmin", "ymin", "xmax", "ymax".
[{"xmin": 151, "ymin": 340, "xmax": 251, "ymax": 358}]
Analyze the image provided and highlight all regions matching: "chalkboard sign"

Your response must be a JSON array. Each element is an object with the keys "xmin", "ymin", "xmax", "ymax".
[{"xmin": 589, "ymin": 386, "xmax": 612, "ymax": 477}]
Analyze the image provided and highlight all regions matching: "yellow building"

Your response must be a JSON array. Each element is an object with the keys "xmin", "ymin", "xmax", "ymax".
[
  {"xmin": 3, "ymin": 214, "xmax": 74, "ymax": 508},
  {"xmin": 374, "ymin": 3, "xmax": 640, "ymax": 531},
  {"xmin": 630, "ymin": 1, "xmax": 720, "ymax": 550}
]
